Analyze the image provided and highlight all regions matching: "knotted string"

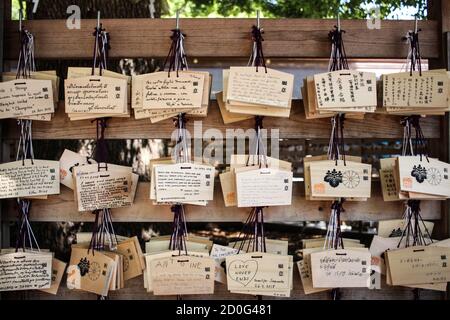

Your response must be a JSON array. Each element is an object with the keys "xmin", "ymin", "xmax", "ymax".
[
  {"xmin": 328, "ymin": 26, "xmax": 349, "ymax": 72},
  {"xmin": 406, "ymin": 27, "xmax": 422, "ymax": 76},
  {"xmin": 248, "ymin": 25, "xmax": 267, "ymax": 72},
  {"xmin": 14, "ymin": 18, "xmax": 39, "ymax": 253},
  {"xmin": 163, "ymin": 29, "xmax": 188, "ymax": 77},
  {"xmin": 91, "ymin": 22, "xmax": 110, "ymax": 76}
]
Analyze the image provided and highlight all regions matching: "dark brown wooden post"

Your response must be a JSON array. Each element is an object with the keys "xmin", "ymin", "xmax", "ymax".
[
  {"xmin": 428, "ymin": 0, "xmax": 450, "ymax": 300},
  {"xmin": 0, "ymin": 0, "xmax": 5, "ymax": 302}
]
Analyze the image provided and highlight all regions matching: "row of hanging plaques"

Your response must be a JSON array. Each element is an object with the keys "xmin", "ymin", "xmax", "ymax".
[
  {"xmin": 2, "ymin": 150, "xmax": 449, "ymax": 214},
  {"xmin": 1, "ymin": 67, "xmax": 450, "ymax": 122},
  {"xmin": 2, "ymin": 225, "xmax": 450, "ymax": 297}
]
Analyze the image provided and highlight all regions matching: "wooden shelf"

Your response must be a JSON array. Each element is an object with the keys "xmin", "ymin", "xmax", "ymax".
[
  {"xmin": 2, "ymin": 101, "xmax": 442, "ymax": 140},
  {"xmin": 3, "ymin": 182, "xmax": 441, "ymax": 222}
]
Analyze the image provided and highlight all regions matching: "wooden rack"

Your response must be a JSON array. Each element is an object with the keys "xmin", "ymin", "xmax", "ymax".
[{"xmin": 1, "ymin": 0, "xmax": 449, "ymax": 300}]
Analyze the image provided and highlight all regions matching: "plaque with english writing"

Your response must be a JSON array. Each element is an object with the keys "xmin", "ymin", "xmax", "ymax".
[
  {"xmin": 0, "ymin": 159, "xmax": 60, "ymax": 199},
  {"xmin": 64, "ymin": 75, "xmax": 127, "ymax": 114},
  {"xmin": 310, "ymin": 249, "xmax": 371, "ymax": 288},
  {"xmin": 0, "ymin": 79, "xmax": 54, "ymax": 119}
]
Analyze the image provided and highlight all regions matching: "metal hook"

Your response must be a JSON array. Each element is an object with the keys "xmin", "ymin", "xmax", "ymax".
[
  {"xmin": 97, "ymin": 11, "xmax": 101, "ymax": 29},
  {"xmin": 176, "ymin": 9, "xmax": 180, "ymax": 30},
  {"xmin": 256, "ymin": 10, "xmax": 260, "ymax": 29}
]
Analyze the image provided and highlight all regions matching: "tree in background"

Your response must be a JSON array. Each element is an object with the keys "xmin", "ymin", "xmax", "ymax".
[{"xmin": 13, "ymin": 0, "xmax": 426, "ymax": 20}]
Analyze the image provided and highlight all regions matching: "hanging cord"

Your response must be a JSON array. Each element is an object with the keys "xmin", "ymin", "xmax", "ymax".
[
  {"xmin": 173, "ymin": 113, "xmax": 189, "ymax": 164},
  {"xmin": 324, "ymin": 199, "xmax": 345, "ymax": 251},
  {"xmin": 401, "ymin": 117, "xmax": 415, "ymax": 157},
  {"xmin": 328, "ymin": 26, "xmax": 349, "ymax": 72},
  {"xmin": 163, "ymin": 29, "xmax": 188, "ymax": 77},
  {"xmin": 245, "ymin": 116, "xmax": 268, "ymax": 168},
  {"xmin": 169, "ymin": 204, "xmax": 188, "ymax": 255},
  {"xmin": 327, "ymin": 114, "xmax": 347, "ymax": 165},
  {"xmin": 397, "ymin": 200, "xmax": 433, "ymax": 248},
  {"xmin": 91, "ymin": 20, "xmax": 110, "ymax": 76},
  {"xmin": 14, "ymin": 12, "xmax": 39, "ymax": 253},
  {"xmin": 410, "ymin": 116, "xmax": 429, "ymax": 162},
  {"xmin": 248, "ymin": 25, "xmax": 267, "ymax": 72},
  {"xmin": 93, "ymin": 117, "xmax": 110, "ymax": 164},
  {"xmin": 406, "ymin": 25, "xmax": 422, "ymax": 76}
]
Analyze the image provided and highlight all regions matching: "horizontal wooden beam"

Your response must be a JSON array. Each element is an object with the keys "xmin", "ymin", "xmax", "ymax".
[
  {"xmin": 4, "ymin": 19, "xmax": 439, "ymax": 59},
  {"xmin": 3, "ymin": 182, "xmax": 441, "ymax": 222},
  {"xmin": 2, "ymin": 101, "xmax": 442, "ymax": 140}
]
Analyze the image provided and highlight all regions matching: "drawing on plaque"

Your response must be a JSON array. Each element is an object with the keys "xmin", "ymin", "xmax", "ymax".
[
  {"xmin": 88, "ymin": 262, "xmax": 101, "ymax": 281},
  {"xmin": 68, "ymin": 157, "xmax": 96, "ymax": 174},
  {"xmin": 342, "ymin": 170, "xmax": 361, "ymax": 189},
  {"xmin": 411, "ymin": 164, "xmax": 427, "ymax": 183},
  {"xmin": 324, "ymin": 169, "xmax": 343, "ymax": 188},
  {"xmin": 227, "ymin": 260, "xmax": 258, "ymax": 286},
  {"xmin": 426, "ymin": 167, "xmax": 442, "ymax": 185},
  {"xmin": 78, "ymin": 258, "xmax": 90, "ymax": 276}
]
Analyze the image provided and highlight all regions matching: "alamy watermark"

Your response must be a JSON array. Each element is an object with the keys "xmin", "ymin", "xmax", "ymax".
[{"xmin": 170, "ymin": 121, "xmax": 280, "ymax": 165}]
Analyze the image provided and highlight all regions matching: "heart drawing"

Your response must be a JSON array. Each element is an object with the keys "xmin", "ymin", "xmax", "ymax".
[{"xmin": 227, "ymin": 259, "xmax": 258, "ymax": 287}]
